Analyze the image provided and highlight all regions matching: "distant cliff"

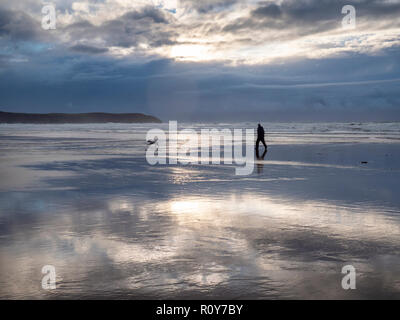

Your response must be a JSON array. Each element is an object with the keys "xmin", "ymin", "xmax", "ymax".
[{"xmin": 0, "ymin": 111, "xmax": 162, "ymax": 124}]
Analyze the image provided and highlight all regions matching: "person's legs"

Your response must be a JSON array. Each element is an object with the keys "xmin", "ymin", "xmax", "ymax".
[
  {"xmin": 261, "ymin": 138, "xmax": 267, "ymax": 149},
  {"xmin": 255, "ymin": 138, "xmax": 261, "ymax": 150}
]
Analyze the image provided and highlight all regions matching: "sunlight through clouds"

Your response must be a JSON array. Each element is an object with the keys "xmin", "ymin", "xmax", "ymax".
[
  {"xmin": 5, "ymin": 0, "xmax": 399, "ymax": 64},
  {"xmin": 1, "ymin": 0, "xmax": 400, "ymax": 120}
]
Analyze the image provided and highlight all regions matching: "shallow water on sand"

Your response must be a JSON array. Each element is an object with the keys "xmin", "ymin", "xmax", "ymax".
[{"xmin": 0, "ymin": 122, "xmax": 400, "ymax": 299}]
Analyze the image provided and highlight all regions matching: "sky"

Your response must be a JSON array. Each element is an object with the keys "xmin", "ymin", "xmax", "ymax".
[{"xmin": 0, "ymin": 0, "xmax": 400, "ymax": 122}]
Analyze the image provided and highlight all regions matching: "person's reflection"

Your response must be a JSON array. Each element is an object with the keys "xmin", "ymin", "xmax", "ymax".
[{"xmin": 256, "ymin": 148, "xmax": 268, "ymax": 174}]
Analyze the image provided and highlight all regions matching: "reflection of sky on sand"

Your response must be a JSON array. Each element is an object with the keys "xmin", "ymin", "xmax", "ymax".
[
  {"xmin": 0, "ymin": 123, "xmax": 400, "ymax": 299},
  {"xmin": 1, "ymin": 191, "xmax": 399, "ymax": 299},
  {"xmin": 2, "ymin": 195, "xmax": 400, "ymax": 298}
]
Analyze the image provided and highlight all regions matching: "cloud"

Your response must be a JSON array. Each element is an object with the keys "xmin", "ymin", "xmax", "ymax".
[
  {"xmin": 70, "ymin": 44, "xmax": 108, "ymax": 54},
  {"xmin": 1, "ymin": 44, "xmax": 400, "ymax": 121},
  {"xmin": 252, "ymin": 2, "xmax": 282, "ymax": 18},
  {"xmin": 122, "ymin": 6, "xmax": 170, "ymax": 24},
  {"xmin": 60, "ymin": 5, "xmax": 177, "ymax": 53},
  {"xmin": 0, "ymin": 8, "xmax": 41, "ymax": 41},
  {"xmin": 0, "ymin": 0, "xmax": 399, "ymax": 120},
  {"xmin": 2, "ymin": 0, "xmax": 397, "ymax": 63},
  {"xmin": 179, "ymin": 0, "xmax": 239, "ymax": 13},
  {"xmin": 223, "ymin": 0, "xmax": 400, "ymax": 36}
]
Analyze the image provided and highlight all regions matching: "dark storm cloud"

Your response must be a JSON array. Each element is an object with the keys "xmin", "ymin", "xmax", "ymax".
[
  {"xmin": 63, "ymin": 6, "xmax": 177, "ymax": 51},
  {"xmin": 253, "ymin": 0, "xmax": 400, "ymax": 21},
  {"xmin": 223, "ymin": 0, "xmax": 400, "ymax": 37},
  {"xmin": 0, "ymin": 9, "xmax": 42, "ymax": 41},
  {"xmin": 66, "ymin": 20, "xmax": 95, "ymax": 30},
  {"xmin": 70, "ymin": 44, "xmax": 108, "ymax": 54},
  {"xmin": 121, "ymin": 6, "xmax": 170, "ymax": 24},
  {"xmin": 0, "ymin": 0, "xmax": 399, "ymax": 121},
  {"xmin": 179, "ymin": 0, "xmax": 239, "ymax": 13},
  {"xmin": 252, "ymin": 3, "xmax": 282, "ymax": 18},
  {"xmin": 1, "ymin": 43, "xmax": 400, "ymax": 122}
]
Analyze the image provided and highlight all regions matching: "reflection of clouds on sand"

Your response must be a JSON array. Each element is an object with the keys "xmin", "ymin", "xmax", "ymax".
[
  {"xmin": 1, "ymin": 191, "xmax": 400, "ymax": 298},
  {"xmin": 165, "ymin": 195, "xmax": 400, "ymax": 242},
  {"xmin": 0, "ymin": 123, "xmax": 400, "ymax": 298},
  {"xmin": 184, "ymin": 263, "xmax": 230, "ymax": 288}
]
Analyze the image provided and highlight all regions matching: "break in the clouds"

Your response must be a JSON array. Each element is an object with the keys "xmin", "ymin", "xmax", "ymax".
[{"xmin": 0, "ymin": 0, "xmax": 400, "ymax": 121}]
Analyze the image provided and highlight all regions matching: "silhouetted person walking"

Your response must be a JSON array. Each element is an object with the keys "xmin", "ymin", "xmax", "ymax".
[{"xmin": 256, "ymin": 123, "xmax": 267, "ymax": 151}]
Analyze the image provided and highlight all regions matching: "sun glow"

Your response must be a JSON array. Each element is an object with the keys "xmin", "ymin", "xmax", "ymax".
[
  {"xmin": 169, "ymin": 44, "xmax": 211, "ymax": 61},
  {"xmin": 169, "ymin": 200, "xmax": 203, "ymax": 214}
]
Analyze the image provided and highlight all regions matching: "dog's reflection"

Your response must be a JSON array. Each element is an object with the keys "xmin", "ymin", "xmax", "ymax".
[{"xmin": 255, "ymin": 148, "xmax": 268, "ymax": 174}]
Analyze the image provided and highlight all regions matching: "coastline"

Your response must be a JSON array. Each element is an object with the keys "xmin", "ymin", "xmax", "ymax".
[{"xmin": 0, "ymin": 111, "xmax": 162, "ymax": 124}]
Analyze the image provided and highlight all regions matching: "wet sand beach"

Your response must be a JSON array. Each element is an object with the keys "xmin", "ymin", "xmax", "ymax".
[{"xmin": 0, "ymin": 122, "xmax": 399, "ymax": 299}]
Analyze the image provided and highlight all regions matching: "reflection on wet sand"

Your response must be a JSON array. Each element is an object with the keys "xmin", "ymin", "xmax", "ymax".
[
  {"xmin": 1, "ymin": 191, "xmax": 400, "ymax": 299},
  {"xmin": 0, "ymin": 123, "xmax": 400, "ymax": 299},
  {"xmin": 256, "ymin": 148, "xmax": 268, "ymax": 174}
]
